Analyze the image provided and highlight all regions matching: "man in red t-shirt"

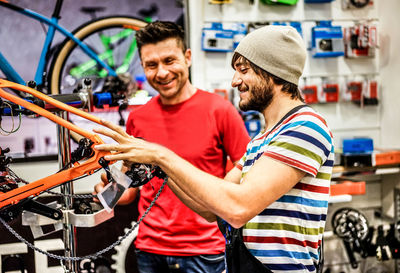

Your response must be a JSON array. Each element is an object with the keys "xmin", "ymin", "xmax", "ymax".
[{"xmin": 95, "ymin": 21, "xmax": 249, "ymax": 273}]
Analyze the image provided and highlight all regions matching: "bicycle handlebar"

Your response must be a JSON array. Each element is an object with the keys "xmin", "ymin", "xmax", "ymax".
[{"xmin": 0, "ymin": 78, "xmax": 127, "ymax": 115}]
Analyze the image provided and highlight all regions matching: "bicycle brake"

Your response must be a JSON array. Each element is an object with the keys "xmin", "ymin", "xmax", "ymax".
[{"xmin": 71, "ymin": 138, "xmax": 95, "ymax": 164}]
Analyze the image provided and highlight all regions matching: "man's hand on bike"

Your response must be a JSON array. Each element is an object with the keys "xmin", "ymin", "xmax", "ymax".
[
  {"xmin": 93, "ymin": 170, "xmax": 139, "ymax": 205},
  {"xmin": 92, "ymin": 172, "xmax": 109, "ymax": 203}
]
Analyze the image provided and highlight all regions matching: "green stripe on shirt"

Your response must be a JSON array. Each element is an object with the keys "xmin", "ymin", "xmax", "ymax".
[
  {"xmin": 316, "ymin": 172, "xmax": 331, "ymax": 180},
  {"xmin": 244, "ymin": 222, "xmax": 324, "ymax": 236},
  {"xmin": 269, "ymin": 141, "xmax": 323, "ymax": 165}
]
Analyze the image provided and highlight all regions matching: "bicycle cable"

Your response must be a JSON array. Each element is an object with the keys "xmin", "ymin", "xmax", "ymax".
[
  {"xmin": 0, "ymin": 101, "xmax": 22, "ymax": 136},
  {"xmin": 0, "ymin": 175, "xmax": 168, "ymax": 262}
]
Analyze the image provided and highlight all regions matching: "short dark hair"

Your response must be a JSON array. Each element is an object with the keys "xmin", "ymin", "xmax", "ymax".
[
  {"xmin": 135, "ymin": 21, "xmax": 187, "ymax": 56},
  {"xmin": 231, "ymin": 52, "xmax": 304, "ymax": 102}
]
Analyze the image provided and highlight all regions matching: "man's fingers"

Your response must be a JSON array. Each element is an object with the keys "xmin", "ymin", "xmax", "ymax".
[
  {"xmin": 93, "ymin": 127, "xmax": 115, "ymax": 139},
  {"xmin": 102, "ymin": 153, "xmax": 134, "ymax": 162},
  {"xmin": 94, "ymin": 143, "xmax": 116, "ymax": 151},
  {"xmin": 100, "ymin": 172, "xmax": 108, "ymax": 183},
  {"xmin": 94, "ymin": 182, "xmax": 104, "ymax": 194},
  {"xmin": 100, "ymin": 119, "xmax": 130, "ymax": 138},
  {"xmin": 95, "ymin": 143, "xmax": 132, "ymax": 153},
  {"xmin": 94, "ymin": 127, "xmax": 128, "ymax": 144}
]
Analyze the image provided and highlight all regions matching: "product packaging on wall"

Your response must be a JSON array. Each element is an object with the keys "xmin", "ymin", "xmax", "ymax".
[
  {"xmin": 300, "ymin": 74, "xmax": 379, "ymax": 106},
  {"xmin": 343, "ymin": 22, "xmax": 378, "ymax": 58},
  {"xmin": 201, "ymin": 22, "xmax": 247, "ymax": 52},
  {"xmin": 189, "ymin": 0, "xmax": 380, "ymax": 148},
  {"xmin": 311, "ymin": 20, "xmax": 345, "ymax": 58}
]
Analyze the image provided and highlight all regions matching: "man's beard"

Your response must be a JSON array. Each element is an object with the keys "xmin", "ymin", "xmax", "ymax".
[{"xmin": 239, "ymin": 79, "xmax": 274, "ymax": 113}]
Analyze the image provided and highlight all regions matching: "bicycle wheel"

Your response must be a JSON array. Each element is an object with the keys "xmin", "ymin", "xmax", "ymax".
[{"xmin": 49, "ymin": 16, "xmax": 147, "ymax": 95}]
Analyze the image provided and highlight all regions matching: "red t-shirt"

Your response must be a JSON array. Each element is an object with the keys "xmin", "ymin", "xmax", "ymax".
[{"xmin": 126, "ymin": 90, "xmax": 250, "ymax": 255}]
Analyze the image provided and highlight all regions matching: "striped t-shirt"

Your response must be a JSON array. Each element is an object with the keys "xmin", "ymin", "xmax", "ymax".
[{"xmin": 237, "ymin": 106, "xmax": 334, "ymax": 273}]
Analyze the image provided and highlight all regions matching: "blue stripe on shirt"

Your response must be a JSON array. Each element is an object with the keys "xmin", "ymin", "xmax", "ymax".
[
  {"xmin": 260, "ymin": 208, "xmax": 326, "ymax": 221},
  {"xmin": 266, "ymin": 263, "xmax": 316, "ymax": 272},
  {"xmin": 243, "ymin": 151, "xmax": 264, "ymax": 167},
  {"xmin": 323, "ymin": 159, "xmax": 334, "ymax": 167},
  {"xmin": 278, "ymin": 121, "xmax": 332, "ymax": 144},
  {"xmin": 276, "ymin": 195, "xmax": 329, "ymax": 208},
  {"xmin": 281, "ymin": 130, "xmax": 330, "ymax": 157},
  {"xmin": 250, "ymin": 249, "xmax": 318, "ymax": 260}
]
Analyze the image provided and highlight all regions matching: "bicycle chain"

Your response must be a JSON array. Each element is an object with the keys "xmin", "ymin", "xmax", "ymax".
[{"xmin": 0, "ymin": 176, "xmax": 168, "ymax": 262}]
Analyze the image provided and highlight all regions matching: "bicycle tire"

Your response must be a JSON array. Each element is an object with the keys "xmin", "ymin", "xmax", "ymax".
[{"xmin": 49, "ymin": 16, "xmax": 147, "ymax": 95}]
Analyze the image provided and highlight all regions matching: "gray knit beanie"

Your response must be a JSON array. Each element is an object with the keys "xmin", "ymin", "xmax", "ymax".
[{"xmin": 235, "ymin": 25, "xmax": 306, "ymax": 85}]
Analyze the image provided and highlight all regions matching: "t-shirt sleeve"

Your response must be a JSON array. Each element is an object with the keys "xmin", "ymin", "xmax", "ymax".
[
  {"xmin": 216, "ymin": 101, "xmax": 250, "ymax": 164},
  {"xmin": 125, "ymin": 111, "xmax": 135, "ymax": 136},
  {"xmin": 263, "ymin": 119, "xmax": 333, "ymax": 177}
]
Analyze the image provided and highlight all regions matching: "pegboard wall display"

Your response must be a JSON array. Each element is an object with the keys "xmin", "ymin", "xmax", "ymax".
[{"xmin": 188, "ymin": 0, "xmax": 381, "ymax": 149}]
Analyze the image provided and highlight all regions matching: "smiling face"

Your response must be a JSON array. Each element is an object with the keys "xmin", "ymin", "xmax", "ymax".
[
  {"xmin": 231, "ymin": 56, "xmax": 274, "ymax": 113},
  {"xmin": 140, "ymin": 38, "xmax": 192, "ymax": 105}
]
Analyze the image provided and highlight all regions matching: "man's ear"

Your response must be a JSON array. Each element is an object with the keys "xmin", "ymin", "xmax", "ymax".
[{"xmin": 185, "ymin": 48, "xmax": 192, "ymax": 67}]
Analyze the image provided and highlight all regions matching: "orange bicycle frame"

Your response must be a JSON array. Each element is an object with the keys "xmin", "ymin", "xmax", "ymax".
[{"xmin": 0, "ymin": 79, "xmax": 113, "ymax": 209}]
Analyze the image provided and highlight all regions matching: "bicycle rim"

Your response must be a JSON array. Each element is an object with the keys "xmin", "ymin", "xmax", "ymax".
[{"xmin": 49, "ymin": 16, "xmax": 147, "ymax": 95}]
